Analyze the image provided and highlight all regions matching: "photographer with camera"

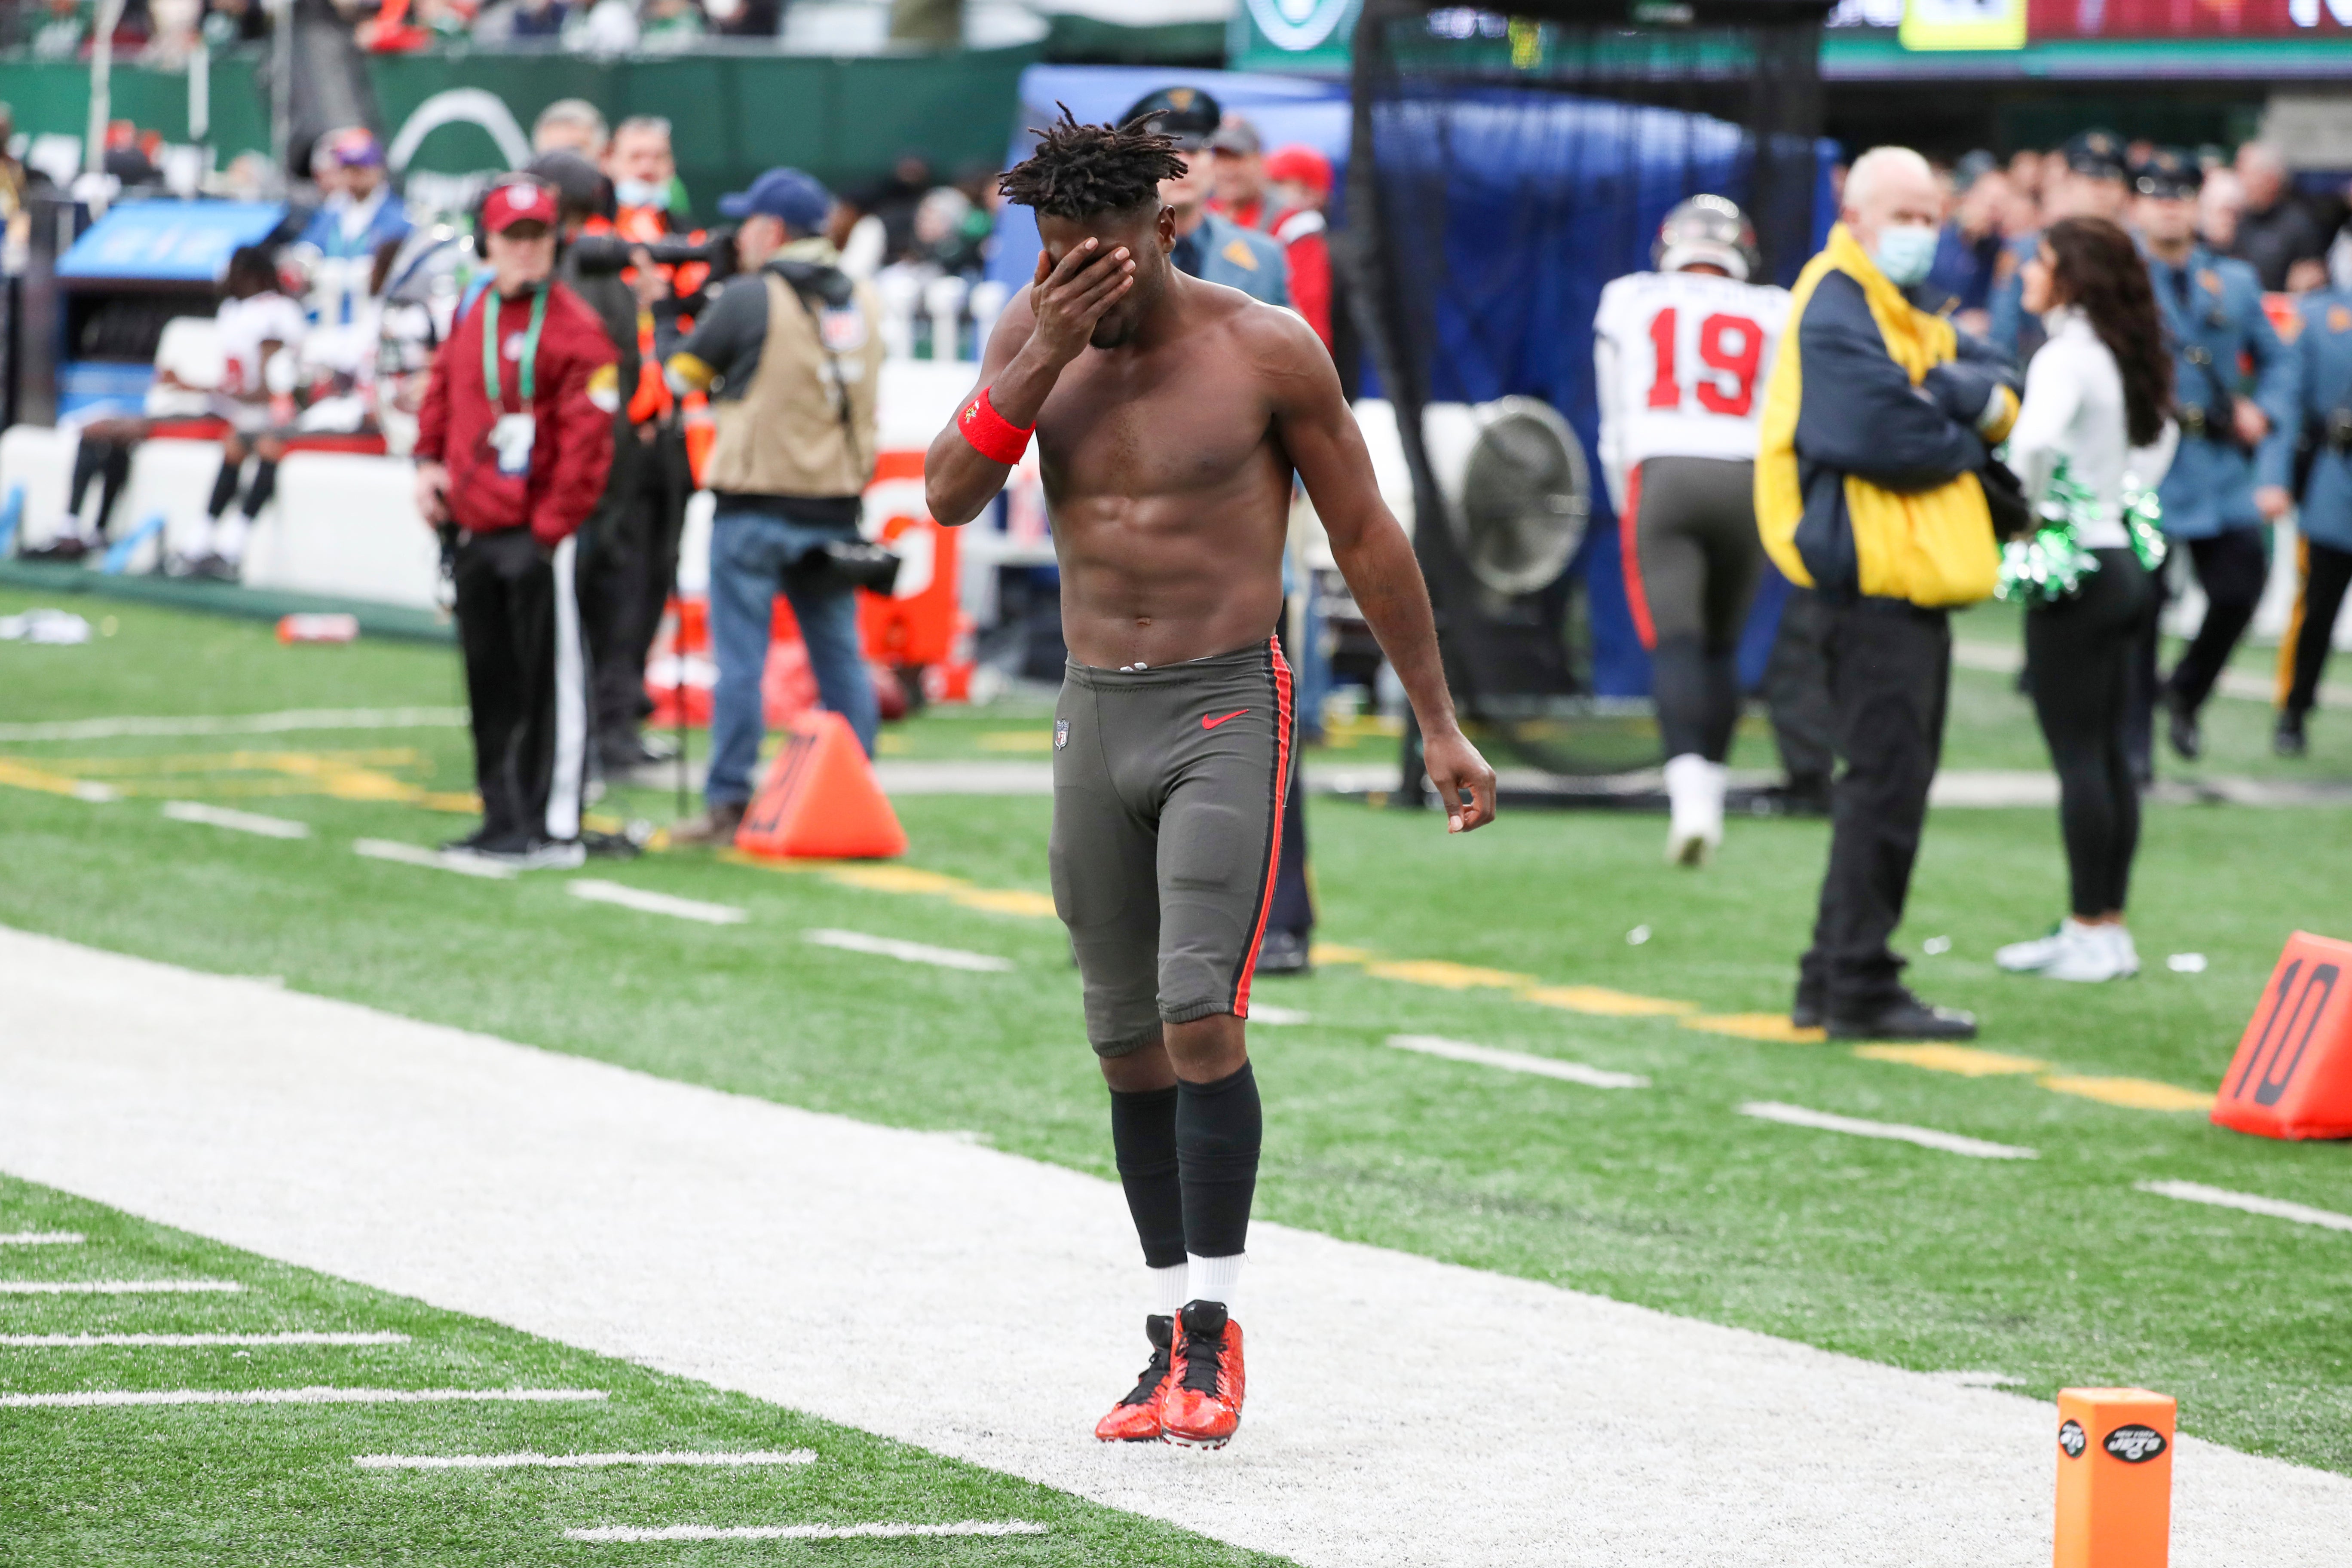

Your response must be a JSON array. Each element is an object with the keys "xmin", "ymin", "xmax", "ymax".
[
  {"xmin": 413, "ymin": 177, "xmax": 621, "ymax": 867},
  {"xmin": 665, "ymin": 168, "xmax": 888, "ymax": 847}
]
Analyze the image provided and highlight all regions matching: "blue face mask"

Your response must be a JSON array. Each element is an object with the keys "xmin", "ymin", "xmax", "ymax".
[
  {"xmin": 614, "ymin": 178, "xmax": 668, "ymax": 211},
  {"xmin": 1871, "ymin": 222, "xmax": 1939, "ymax": 288}
]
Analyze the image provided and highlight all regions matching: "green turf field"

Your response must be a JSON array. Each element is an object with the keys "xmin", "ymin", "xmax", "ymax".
[
  {"xmin": 0, "ymin": 1179, "xmax": 1274, "ymax": 1566},
  {"xmin": 2, "ymin": 586, "xmax": 2349, "ymax": 1561}
]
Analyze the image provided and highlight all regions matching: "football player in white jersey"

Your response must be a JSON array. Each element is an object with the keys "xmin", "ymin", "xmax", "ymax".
[{"xmin": 1594, "ymin": 195, "xmax": 1791, "ymax": 865}]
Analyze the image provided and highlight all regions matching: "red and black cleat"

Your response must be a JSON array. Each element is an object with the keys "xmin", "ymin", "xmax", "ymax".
[
  {"xmin": 1161, "ymin": 1299, "xmax": 1245, "ymax": 1449},
  {"xmin": 1093, "ymin": 1314, "xmax": 1175, "ymax": 1442}
]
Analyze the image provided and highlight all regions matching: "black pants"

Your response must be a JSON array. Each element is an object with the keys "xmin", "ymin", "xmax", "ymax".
[
  {"xmin": 1629, "ymin": 456, "xmax": 1761, "ymax": 762},
  {"xmin": 1798, "ymin": 597, "xmax": 1950, "ymax": 1017},
  {"xmin": 2027, "ymin": 549, "xmax": 2150, "ymax": 918},
  {"xmin": 2143, "ymin": 527, "xmax": 2269, "ymax": 717},
  {"xmin": 1764, "ymin": 584, "xmax": 1838, "ymax": 787},
  {"xmin": 68, "ymin": 437, "xmax": 132, "ymax": 538},
  {"xmin": 453, "ymin": 528, "xmax": 588, "ymax": 845},
  {"xmin": 2282, "ymin": 537, "xmax": 2352, "ymax": 721}
]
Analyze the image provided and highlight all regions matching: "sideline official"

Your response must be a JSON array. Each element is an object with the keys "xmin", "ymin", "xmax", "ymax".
[
  {"xmin": 414, "ymin": 177, "xmax": 621, "ymax": 867},
  {"xmin": 1757, "ymin": 147, "xmax": 2020, "ymax": 1043},
  {"xmin": 666, "ymin": 168, "xmax": 887, "ymax": 846},
  {"xmin": 2277, "ymin": 274, "xmax": 2352, "ymax": 756},
  {"xmin": 2132, "ymin": 149, "xmax": 2297, "ymax": 768}
]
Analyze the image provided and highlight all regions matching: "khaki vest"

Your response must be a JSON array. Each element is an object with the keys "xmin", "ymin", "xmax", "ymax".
[{"xmin": 704, "ymin": 269, "xmax": 885, "ymax": 499}]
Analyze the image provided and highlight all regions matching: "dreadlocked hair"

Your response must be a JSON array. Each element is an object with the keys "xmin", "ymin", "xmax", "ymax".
[{"xmin": 998, "ymin": 104, "xmax": 1185, "ymax": 220}]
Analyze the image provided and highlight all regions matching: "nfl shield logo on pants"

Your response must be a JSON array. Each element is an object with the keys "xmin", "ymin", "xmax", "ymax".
[{"xmin": 1054, "ymin": 719, "xmax": 1069, "ymax": 750}]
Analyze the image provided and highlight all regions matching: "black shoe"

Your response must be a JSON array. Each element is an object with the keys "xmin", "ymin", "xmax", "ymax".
[
  {"xmin": 1826, "ymin": 990, "xmax": 1978, "ymax": 1042},
  {"xmin": 2275, "ymin": 716, "xmax": 2308, "ymax": 758},
  {"xmin": 580, "ymin": 826, "xmax": 644, "ymax": 860},
  {"xmin": 2165, "ymin": 688, "xmax": 2202, "ymax": 761},
  {"xmin": 439, "ymin": 825, "xmax": 496, "ymax": 854},
  {"xmin": 1256, "ymin": 929, "xmax": 1311, "ymax": 976},
  {"xmin": 599, "ymin": 733, "xmax": 677, "ymax": 772},
  {"xmin": 1791, "ymin": 997, "xmax": 1824, "ymax": 1030},
  {"xmin": 471, "ymin": 835, "xmax": 587, "ymax": 870},
  {"xmin": 21, "ymin": 536, "xmax": 93, "ymax": 563}
]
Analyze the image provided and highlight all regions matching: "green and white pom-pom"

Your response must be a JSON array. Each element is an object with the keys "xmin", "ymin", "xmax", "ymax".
[
  {"xmin": 2122, "ymin": 478, "xmax": 2168, "ymax": 573},
  {"xmin": 1996, "ymin": 457, "xmax": 2102, "ymax": 607}
]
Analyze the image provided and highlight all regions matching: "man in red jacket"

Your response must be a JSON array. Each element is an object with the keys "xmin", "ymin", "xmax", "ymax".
[{"xmin": 415, "ymin": 176, "xmax": 621, "ymax": 867}]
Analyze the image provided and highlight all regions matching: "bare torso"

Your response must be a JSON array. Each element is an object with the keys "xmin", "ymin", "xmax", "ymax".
[{"xmin": 1020, "ymin": 276, "xmax": 1294, "ymax": 668}]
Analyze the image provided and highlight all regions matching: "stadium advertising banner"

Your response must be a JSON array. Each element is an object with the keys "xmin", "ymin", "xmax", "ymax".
[{"xmin": 2028, "ymin": 0, "xmax": 2352, "ymax": 34}]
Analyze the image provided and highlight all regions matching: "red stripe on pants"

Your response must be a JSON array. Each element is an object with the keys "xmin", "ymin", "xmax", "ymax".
[
  {"xmin": 1233, "ymin": 635, "xmax": 1294, "ymax": 1017},
  {"xmin": 1620, "ymin": 463, "xmax": 1657, "ymax": 650}
]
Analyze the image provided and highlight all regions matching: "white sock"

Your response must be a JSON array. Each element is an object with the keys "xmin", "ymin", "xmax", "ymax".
[
  {"xmin": 1149, "ymin": 1262, "xmax": 1188, "ymax": 1318},
  {"xmin": 1187, "ymin": 1252, "xmax": 1244, "ymax": 1311},
  {"xmin": 211, "ymin": 513, "xmax": 251, "ymax": 565}
]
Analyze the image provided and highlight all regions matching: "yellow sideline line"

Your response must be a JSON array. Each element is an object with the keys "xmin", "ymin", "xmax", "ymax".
[{"xmin": 714, "ymin": 853, "xmax": 2213, "ymax": 1114}]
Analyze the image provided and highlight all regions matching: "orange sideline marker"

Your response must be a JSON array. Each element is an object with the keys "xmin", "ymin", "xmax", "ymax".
[
  {"xmin": 733, "ymin": 710, "xmax": 906, "ymax": 861},
  {"xmin": 2054, "ymin": 1387, "xmax": 2174, "ymax": 1568},
  {"xmin": 2212, "ymin": 931, "xmax": 2352, "ymax": 1140}
]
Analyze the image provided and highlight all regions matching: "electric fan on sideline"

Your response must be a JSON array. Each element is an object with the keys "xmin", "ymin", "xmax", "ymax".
[{"xmin": 1420, "ymin": 397, "xmax": 1589, "ymax": 599}]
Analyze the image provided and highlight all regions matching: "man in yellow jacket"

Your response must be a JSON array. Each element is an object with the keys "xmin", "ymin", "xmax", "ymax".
[{"xmin": 1755, "ymin": 146, "xmax": 2019, "ymax": 1042}]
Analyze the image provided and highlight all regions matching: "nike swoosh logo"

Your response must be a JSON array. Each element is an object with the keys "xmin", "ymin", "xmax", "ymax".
[{"xmin": 1201, "ymin": 709, "xmax": 1250, "ymax": 730}]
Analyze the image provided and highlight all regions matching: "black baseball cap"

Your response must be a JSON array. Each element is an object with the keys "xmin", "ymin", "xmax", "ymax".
[
  {"xmin": 2132, "ymin": 147, "xmax": 2203, "ymax": 200},
  {"xmin": 2061, "ymin": 129, "xmax": 2128, "ymax": 183},
  {"xmin": 1120, "ymin": 86, "xmax": 1222, "ymax": 152}
]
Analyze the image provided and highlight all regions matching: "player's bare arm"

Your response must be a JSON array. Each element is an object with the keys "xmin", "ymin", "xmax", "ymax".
[
  {"xmin": 1256, "ymin": 308, "xmax": 1498, "ymax": 833},
  {"xmin": 924, "ymin": 236, "xmax": 1136, "ymax": 528}
]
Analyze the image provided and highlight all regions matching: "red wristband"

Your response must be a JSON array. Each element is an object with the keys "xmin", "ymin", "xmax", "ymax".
[{"xmin": 957, "ymin": 386, "xmax": 1033, "ymax": 466}]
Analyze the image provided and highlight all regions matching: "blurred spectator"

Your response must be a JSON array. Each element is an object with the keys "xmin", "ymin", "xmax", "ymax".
[
  {"xmin": 140, "ymin": 0, "xmax": 199, "ymax": 65},
  {"xmin": 1208, "ymin": 116, "xmax": 1266, "ymax": 230},
  {"xmin": 2006, "ymin": 147, "xmax": 2042, "ymax": 203},
  {"xmin": 201, "ymin": 0, "xmax": 271, "ymax": 44},
  {"xmin": 31, "ymin": 0, "xmax": 89, "ymax": 58},
  {"xmin": 702, "ymin": 0, "xmax": 776, "ymax": 34},
  {"xmin": 608, "ymin": 114, "xmax": 689, "ymax": 223},
  {"xmin": 856, "ymin": 152, "xmax": 932, "ymax": 264},
  {"xmin": 638, "ymin": 0, "xmax": 704, "ymax": 47},
  {"xmin": 912, "ymin": 186, "xmax": 984, "ymax": 275},
  {"xmin": 184, "ymin": 243, "xmax": 309, "ymax": 580},
  {"xmin": 0, "ymin": 105, "xmax": 38, "ymax": 228},
  {"xmin": 1926, "ymin": 156, "xmax": 2006, "ymax": 321},
  {"xmin": 532, "ymin": 98, "xmax": 609, "ymax": 160},
  {"xmin": 497, "ymin": 0, "xmax": 567, "ymax": 39},
  {"xmin": 1262, "ymin": 142, "xmax": 1334, "ymax": 352},
  {"xmin": 298, "ymin": 128, "xmax": 413, "ymax": 328},
  {"xmin": 563, "ymin": 0, "xmax": 637, "ymax": 53},
  {"xmin": 101, "ymin": 120, "xmax": 162, "ymax": 187},
  {"xmin": 2231, "ymin": 143, "xmax": 2325, "ymax": 292},
  {"xmin": 2199, "ymin": 166, "xmax": 2244, "ymax": 254}
]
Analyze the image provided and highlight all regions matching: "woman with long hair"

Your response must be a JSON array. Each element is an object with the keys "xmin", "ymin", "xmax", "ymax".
[{"xmin": 1995, "ymin": 216, "xmax": 2177, "ymax": 983}]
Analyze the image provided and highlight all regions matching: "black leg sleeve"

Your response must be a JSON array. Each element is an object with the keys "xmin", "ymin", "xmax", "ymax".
[
  {"xmin": 205, "ymin": 453, "xmax": 244, "ymax": 519},
  {"xmin": 1109, "ymin": 1084, "xmax": 1186, "ymax": 1270},
  {"xmin": 1175, "ymin": 1063, "xmax": 1262, "ymax": 1260},
  {"xmin": 238, "ymin": 459, "xmax": 277, "ymax": 521},
  {"xmin": 1649, "ymin": 634, "xmax": 1711, "ymax": 760}
]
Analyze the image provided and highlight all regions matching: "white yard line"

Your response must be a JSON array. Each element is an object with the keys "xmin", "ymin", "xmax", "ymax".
[
  {"xmin": 0, "ymin": 1278, "xmax": 242, "ymax": 1293},
  {"xmin": 566, "ymin": 1522, "xmax": 1047, "ymax": 1544},
  {"xmin": 567, "ymin": 880, "xmax": 746, "ymax": 926},
  {"xmin": 1386, "ymin": 1034, "xmax": 1649, "ymax": 1090},
  {"xmin": 0, "ymin": 1386, "xmax": 607, "ymax": 1408},
  {"xmin": 1739, "ymin": 1102, "xmax": 2038, "ymax": 1161},
  {"xmin": 356, "ymin": 1449, "xmax": 815, "ymax": 1470},
  {"xmin": 162, "ymin": 801, "xmax": 312, "ymax": 839},
  {"xmin": 802, "ymin": 928, "xmax": 1012, "ymax": 973},
  {"xmin": 0, "ymin": 1231, "xmax": 83, "ymax": 1244},
  {"xmin": 0, "ymin": 928, "xmax": 2343, "ymax": 1568},
  {"xmin": 2137, "ymin": 1179, "xmax": 2352, "ymax": 1233},
  {"xmin": 1249, "ymin": 1005, "xmax": 1311, "ymax": 1026},
  {"xmin": 0, "ymin": 707, "xmax": 467, "ymax": 744},
  {"xmin": 0, "ymin": 1331, "xmax": 409, "ymax": 1347},
  {"xmin": 352, "ymin": 839, "xmax": 517, "ymax": 881}
]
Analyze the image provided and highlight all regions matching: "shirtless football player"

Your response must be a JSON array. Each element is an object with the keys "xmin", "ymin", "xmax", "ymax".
[{"xmin": 925, "ymin": 109, "xmax": 1495, "ymax": 1450}]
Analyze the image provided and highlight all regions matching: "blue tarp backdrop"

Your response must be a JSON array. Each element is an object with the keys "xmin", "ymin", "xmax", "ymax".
[{"xmin": 986, "ymin": 65, "xmax": 1835, "ymax": 703}]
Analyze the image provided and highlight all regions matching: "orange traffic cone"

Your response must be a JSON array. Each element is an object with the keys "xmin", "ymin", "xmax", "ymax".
[
  {"xmin": 2212, "ymin": 931, "xmax": 2352, "ymax": 1139},
  {"xmin": 733, "ymin": 710, "xmax": 906, "ymax": 860}
]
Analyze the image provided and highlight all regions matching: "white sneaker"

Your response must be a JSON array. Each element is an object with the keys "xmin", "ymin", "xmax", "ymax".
[
  {"xmin": 2039, "ymin": 919, "xmax": 2133, "ymax": 983},
  {"xmin": 2108, "ymin": 925, "xmax": 2141, "ymax": 977},
  {"xmin": 1996, "ymin": 923, "xmax": 2067, "ymax": 972},
  {"xmin": 1662, "ymin": 753, "xmax": 1725, "ymax": 867}
]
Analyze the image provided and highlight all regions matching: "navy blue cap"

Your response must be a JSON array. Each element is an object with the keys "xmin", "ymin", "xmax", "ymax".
[
  {"xmin": 719, "ymin": 168, "xmax": 832, "ymax": 233},
  {"xmin": 2132, "ymin": 147, "xmax": 2202, "ymax": 200},
  {"xmin": 2061, "ymin": 129, "xmax": 2128, "ymax": 182}
]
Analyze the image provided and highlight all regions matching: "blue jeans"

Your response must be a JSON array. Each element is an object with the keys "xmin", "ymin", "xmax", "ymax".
[{"xmin": 707, "ymin": 508, "xmax": 879, "ymax": 808}]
